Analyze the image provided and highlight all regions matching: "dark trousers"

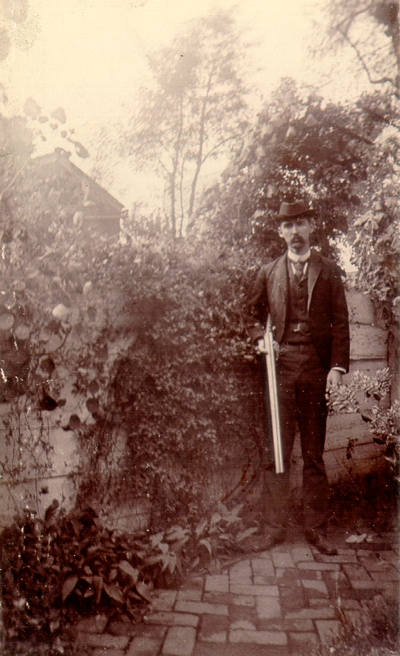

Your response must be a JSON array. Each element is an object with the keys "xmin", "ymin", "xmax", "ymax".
[{"xmin": 264, "ymin": 342, "xmax": 329, "ymax": 531}]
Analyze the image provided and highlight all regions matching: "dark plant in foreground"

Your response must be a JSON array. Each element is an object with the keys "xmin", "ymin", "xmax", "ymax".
[{"xmin": 0, "ymin": 500, "xmax": 255, "ymax": 651}]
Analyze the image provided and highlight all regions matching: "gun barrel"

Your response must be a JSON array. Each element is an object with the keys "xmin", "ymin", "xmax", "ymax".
[{"xmin": 265, "ymin": 318, "xmax": 284, "ymax": 474}]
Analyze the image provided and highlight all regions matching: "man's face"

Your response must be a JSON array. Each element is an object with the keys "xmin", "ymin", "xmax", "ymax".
[{"xmin": 278, "ymin": 216, "xmax": 314, "ymax": 255}]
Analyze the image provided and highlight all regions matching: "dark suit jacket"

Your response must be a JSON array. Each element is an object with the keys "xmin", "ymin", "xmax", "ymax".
[{"xmin": 249, "ymin": 250, "xmax": 350, "ymax": 373}]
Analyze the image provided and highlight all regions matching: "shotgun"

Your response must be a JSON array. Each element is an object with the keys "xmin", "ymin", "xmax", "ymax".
[{"xmin": 264, "ymin": 316, "xmax": 284, "ymax": 474}]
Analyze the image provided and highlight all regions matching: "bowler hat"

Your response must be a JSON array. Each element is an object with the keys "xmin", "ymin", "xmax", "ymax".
[{"xmin": 276, "ymin": 200, "xmax": 314, "ymax": 221}]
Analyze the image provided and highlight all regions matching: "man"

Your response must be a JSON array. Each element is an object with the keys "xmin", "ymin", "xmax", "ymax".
[{"xmin": 250, "ymin": 200, "xmax": 349, "ymax": 555}]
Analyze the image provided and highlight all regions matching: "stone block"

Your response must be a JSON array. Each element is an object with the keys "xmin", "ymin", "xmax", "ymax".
[
  {"xmin": 230, "ymin": 584, "xmax": 279, "ymax": 597},
  {"xmin": 204, "ymin": 574, "xmax": 229, "ymax": 594},
  {"xmin": 76, "ymin": 633, "xmax": 129, "ymax": 649},
  {"xmin": 349, "ymin": 324, "xmax": 387, "ymax": 361},
  {"xmin": 232, "ymin": 595, "xmax": 255, "ymax": 607},
  {"xmin": 343, "ymin": 563, "xmax": 372, "ymax": 581},
  {"xmin": 229, "ymin": 561, "xmax": 252, "ymax": 586},
  {"xmin": 302, "ymin": 579, "xmax": 329, "ymax": 596},
  {"xmin": 291, "ymin": 546, "xmax": 314, "ymax": 563},
  {"xmin": 152, "ymin": 590, "xmax": 178, "ymax": 612},
  {"xmin": 251, "ymin": 558, "xmax": 275, "ymax": 578},
  {"xmin": 175, "ymin": 601, "xmax": 228, "ymax": 616},
  {"xmin": 285, "ymin": 608, "xmax": 335, "ymax": 620},
  {"xmin": 230, "ymin": 619, "xmax": 256, "ymax": 631},
  {"xmin": 93, "ymin": 649, "xmax": 124, "ymax": 656},
  {"xmin": 297, "ymin": 562, "xmax": 340, "ymax": 571},
  {"xmin": 144, "ymin": 612, "xmax": 198, "ymax": 627},
  {"xmin": 162, "ymin": 626, "xmax": 196, "ymax": 656},
  {"xmin": 199, "ymin": 615, "xmax": 228, "ymax": 643},
  {"xmin": 127, "ymin": 634, "xmax": 164, "ymax": 656},
  {"xmin": 229, "ymin": 629, "xmax": 287, "ymax": 646},
  {"xmin": 177, "ymin": 590, "xmax": 202, "ymax": 602},
  {"xmin": 289, "ymin": 632, "xmax": 319, "ymax": 649},
  {"xmin": 346, "ymin": 290, "xmax": 375, "ymax": 325},
  {"xmin": 255, "ymin": 596, "xmax": 281, "ymax": 620},
  {"xmin": 271, "ymin": 552, "xmax": 295, "ymax": 568}
]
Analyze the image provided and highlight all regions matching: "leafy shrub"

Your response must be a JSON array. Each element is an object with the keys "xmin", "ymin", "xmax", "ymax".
[{"xmin": 0, "ymin": 500, "xmax": 256, "ymax": 650}]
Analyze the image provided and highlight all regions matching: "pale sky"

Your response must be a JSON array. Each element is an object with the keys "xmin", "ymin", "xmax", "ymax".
[{"xmin": 0, "ymin": 0, "xmax": 365, "ymax": 208}]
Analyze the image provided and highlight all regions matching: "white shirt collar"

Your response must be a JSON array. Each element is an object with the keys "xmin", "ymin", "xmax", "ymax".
[{"xmin": 287, "ymin": 249, "xmax": 311, "ymax": 263}]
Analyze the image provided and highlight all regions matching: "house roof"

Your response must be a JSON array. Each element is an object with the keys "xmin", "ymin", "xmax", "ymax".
[{"xmin": 30, "ymin": 148, "xmax": 124, "ymax": 215}]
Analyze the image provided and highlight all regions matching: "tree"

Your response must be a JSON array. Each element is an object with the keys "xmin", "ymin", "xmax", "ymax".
[
  {"xmin": 125, "ymin": 11, "xmax": 249, "ymax": 239},
  {"xmin": 313, "ymin": 0, "xmax": 399, "ymax": 96},
  {"xmin": 196, "ymin": 79, "xmax": 399, "ymax": 308}
]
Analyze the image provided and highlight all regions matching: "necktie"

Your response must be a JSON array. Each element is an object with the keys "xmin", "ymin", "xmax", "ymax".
[{"xmin": 293, "ymin": 261, "xmax": 305, "ymax": 280}]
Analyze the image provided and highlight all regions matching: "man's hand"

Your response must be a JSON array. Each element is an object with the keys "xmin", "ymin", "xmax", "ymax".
[
  {"xmin": 256, "ymin": 337, "xmax": 268, "ymax": 354},
  {"xmin": 326, "ymin": 368, "xmax": 343, "ymax": 390},
  {"xmin": 255, "ymin": 338, "xmax": 280, "ymax": 358}
]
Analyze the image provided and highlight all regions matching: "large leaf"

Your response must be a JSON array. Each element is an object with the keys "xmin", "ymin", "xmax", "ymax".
[
  {"xmin": 62, "ymin": 576, "xmax": 78, "ymax": 601},
  {"xmin": 103, "ymin": 581, "xmax": 125, "ymax": 605},
  {"xmin": 135, "ymin": 581, "xmax": 153, "ymax": 603},
  {"xmin": 118, "ymin": 561, "xmax": 139, "ymax": 583}
]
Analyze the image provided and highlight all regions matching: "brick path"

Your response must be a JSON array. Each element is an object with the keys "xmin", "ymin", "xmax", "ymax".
[{"xmin": 73, "ymin": 528, "xmax": 398, "ymax": 656}]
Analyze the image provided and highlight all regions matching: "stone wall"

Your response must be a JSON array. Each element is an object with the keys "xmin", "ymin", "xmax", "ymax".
[
  {"xmin": 0, "ymin": 290, "xmax": 393, "ymax": 529},
  {"xmin": 291, "ymin": 289, "xmax": 389, "ymax": 490}
]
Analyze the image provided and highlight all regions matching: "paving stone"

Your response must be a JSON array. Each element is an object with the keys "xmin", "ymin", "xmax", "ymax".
[
  {"xmin": 285, "ymin": 607, "xmax": 335, "ymax": 620},
  {"xmin": 253, "ymin": 575, "xmax": 275, "ymax": 585},
  {"xmin": 76, "ymin": 633, "xmax": 130, "ymax": 649},
  {"xmin": 275, "ymin": 568, "xmax": 299, "ymax": 581},
  {"xmin": 343, "ymin": 563, "xmax": 372, "ymax": 581},
  {"xmin": 230, "ymin": 584, "xmax": 279, "ymax": 597},
  {"xmin": 175, "ymin": 601, "xmax": 228, "ymax": 616},
  {"xmin": 256, "ymin": 596, "xmax": 281, "ymax": 620},
  {"xmin": 298, "ymin": 562, "xmax": 340, "ymax": 571},
  {"xmin": 251, "ymin": 558, "xmax": 275, "ymax": 578},
  {"xmin": 230, "ymin": 619, "xmax": 257, "ymax": 631},
  {"xmin": 289, "ymin": 631, "xmax": 319, "ymax": 649},
  {"xmin": 228, "ymin": 603, "xmax": 257, "ymax": 627},
  {"xmin": 297, "ymin": 569, "xmax": 322, "ymax": 580},
  {"xmin": 349, "ymin": 579, "xmax": 393, "ymax": 590},
  {"xmin": 93, "ymin": 649, "xmax": 125, "ymax": 656},
  {"xmin": 315, "ymin": 619, "xmax": 341, "ymax": 645},
  {"xmin": 263, "ymin": 618, "xmax": 314, "ymax": 633},
  {"xmin": 204, "ymin": 575, "xmax": 229, "ymax": 594},
  {"xmin": 316, "ymin": 552, "xmax": 358, "ymax": 564},
  {"xmin": 75, "ymin": 614, "xmax": 108, "ymax": 634},
  {"xmin": 279, "ymin": 588, "xmax": 305, "ymax": 612},
  {"xmin": 144, "ymin": 612, "xmax": 198, "ymax": 627},
  {"xmin": 202, "ymin": 592, "xmax": 232, "ymax": 605},
  {"xmin": 229, "ymin": 561, "xmax": 252, "ymax": 579},
  {"xmin": 309, "ymin": 599, "xmax": 335, "ymax": 608},
  {"xmin": 271, "ymin": 552, "xmax": 295, "ymax": 568},
  {"xmin": 152, "ymin": 590, "xmax": 178, "ymax": 612},
  {"xmin": 291, "ymin": 546, "xmax": 314, "ymax": 563},
  {"xmin": 177, "ymin": 590, "xmax": 203, "ymax": 602},
  {"xmin": 199, "ymin": 615, "xmax": 228, "ymax": 643},
  {"xmin": 193, "ymin": 644, "xmax": 284, "ymax": 656},
  {"xmin": 370, "ymin": 568, "xmax": 399, "ymax": 582},
  {"xmin": 229, "ymin": 629, "xmax": 287, "ymax": 646},
  {"xmin": 232, "ymin": 595, "xmax": 255, "ymax": 607},
  {"xmin": 179, "ymin": 576, "xmax": 204, "ymax": 592},
  {"xmin": 127, "ymin": 634, "xmax": 164, "ymax": 656},
  {"xmin": 162, "ymin": 626, "xmax": 196, "ymax": 655},
  {"xmin": 302, "ymin": 579, "xmax": 329, "ymax": 596},
  {"xmin": 108, "ymin": 620, "xmax": 139, "ymax": 636}
]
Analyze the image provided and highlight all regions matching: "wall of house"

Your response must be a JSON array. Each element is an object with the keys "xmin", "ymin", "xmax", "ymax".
[{"xmin": 0, "ymin": 290, "xmax": 392, "ymax": 531}]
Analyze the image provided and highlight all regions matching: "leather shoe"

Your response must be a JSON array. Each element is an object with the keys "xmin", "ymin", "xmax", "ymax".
[{"xmin": 305, "ymin": 531, "xmax": 338, "ymax": 556}]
